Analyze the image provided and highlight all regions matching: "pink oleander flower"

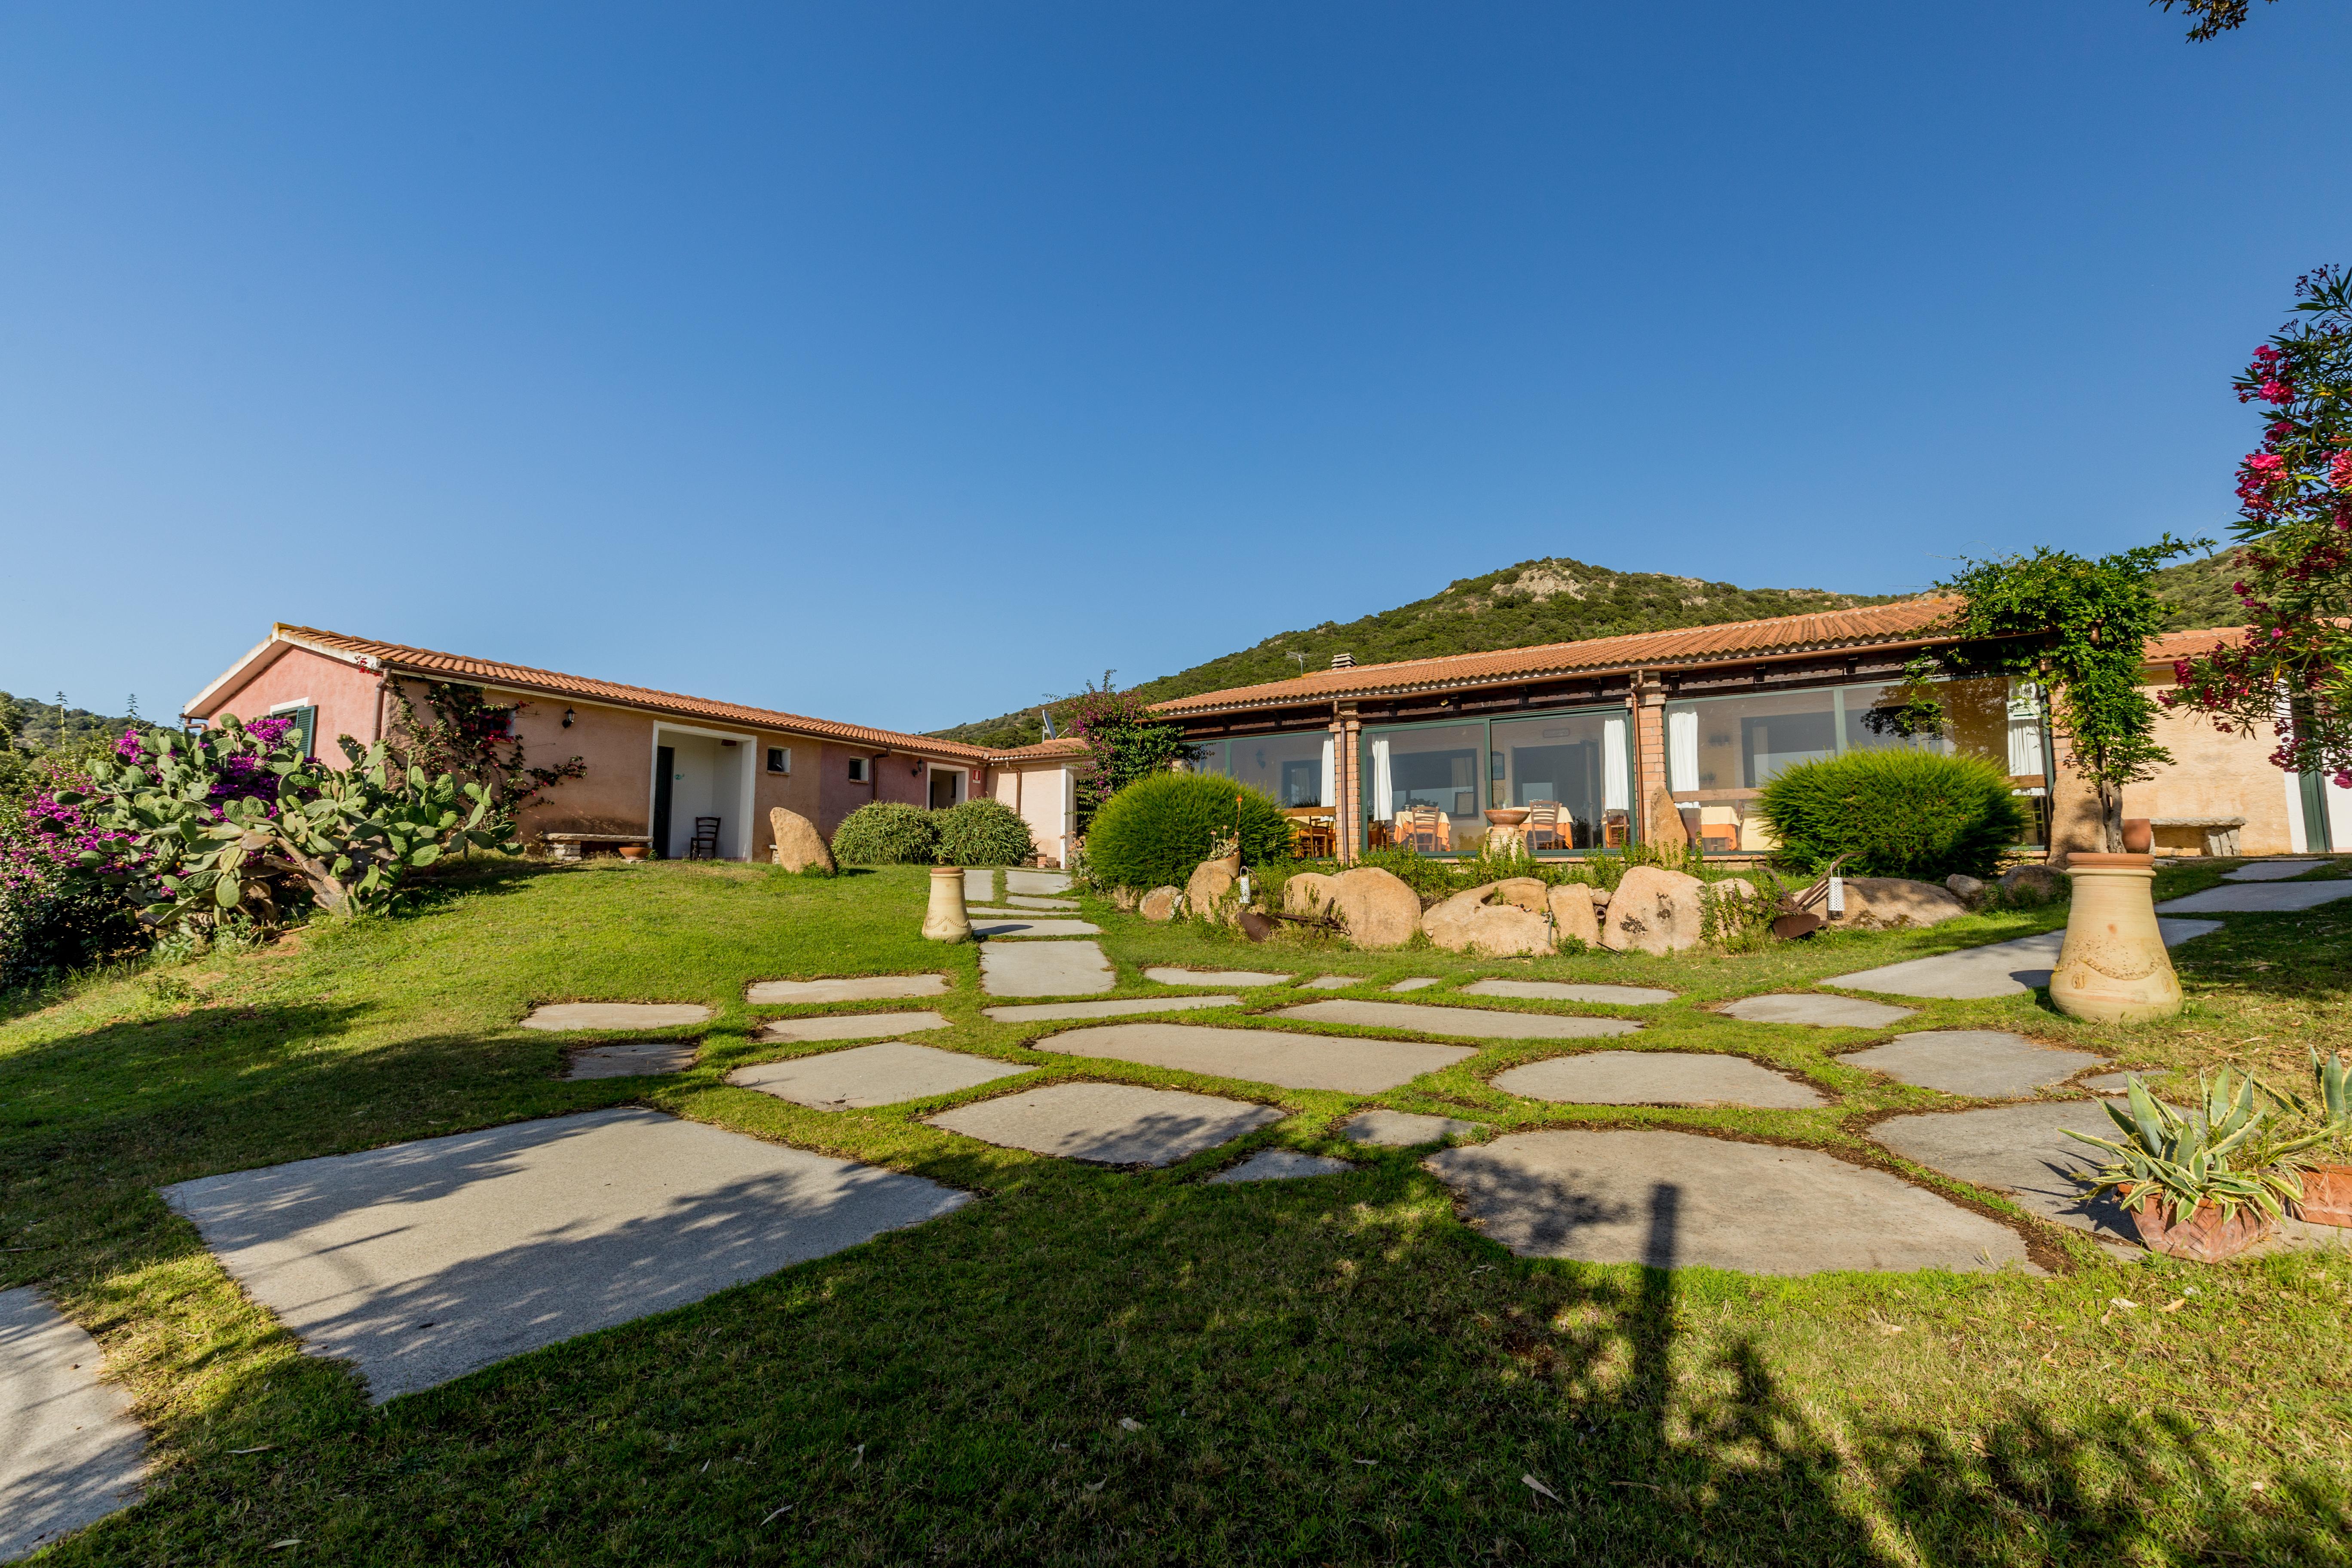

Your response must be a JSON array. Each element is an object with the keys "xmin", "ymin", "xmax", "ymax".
[
  {"xmin": 2260, "ymin": 378, "xmax": 2295, "ymax": 403},
  {"xmin": 2253, "ymin": 344, "xmax": 2282, "ymax": 363},
  {"xmin": 2332, "ymin": 450, "xmax": 2352, "ymax": 490}
]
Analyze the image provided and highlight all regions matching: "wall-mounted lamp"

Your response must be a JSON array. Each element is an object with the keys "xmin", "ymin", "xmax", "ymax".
[
  {"xmin": 561, "ymin": 707, "xmax": 575, "ymax": 728},
  {"xmin": 911, "ymin": 759, "xmax": 925, "ymax": 776}
]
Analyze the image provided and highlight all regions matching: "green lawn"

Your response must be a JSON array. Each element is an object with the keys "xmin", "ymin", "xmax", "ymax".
[{"xmin": 4, "ymin": 858, "xmax": 2349, "ymax": 1565}]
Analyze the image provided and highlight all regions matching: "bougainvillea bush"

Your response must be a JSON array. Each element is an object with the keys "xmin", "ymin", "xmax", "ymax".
[
  {"xmin": 2171, "ymin": 266, "xmax": 2352, "ymax": 782},
  {"xmin": 931, "ymin": 799, "xmax": 1035, "ymax": 867}
]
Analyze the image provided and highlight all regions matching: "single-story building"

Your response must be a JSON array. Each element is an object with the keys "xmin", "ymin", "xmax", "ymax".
[
  {"xmin": 181, "ymin": 624, "xmax": 1087, "ymax": 865},
  {"xmin": 1151, "ymin": 599, "xmax": 2352, "ymax": 863}
]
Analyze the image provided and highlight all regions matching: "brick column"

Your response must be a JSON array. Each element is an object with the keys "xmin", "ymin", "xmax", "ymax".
[
  {"xmin": 1632, "ymin": 674, "xmax": 1669, "ymax": 845},
  {"xmin": 1339, "ymin": 706, "xmax": 1362, "ymax": 862}
]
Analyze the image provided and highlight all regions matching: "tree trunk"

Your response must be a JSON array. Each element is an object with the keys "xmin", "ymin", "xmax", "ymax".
[{"xmin": 2098, "ymin": 780, "xmax": 2123, "ymax": 853}]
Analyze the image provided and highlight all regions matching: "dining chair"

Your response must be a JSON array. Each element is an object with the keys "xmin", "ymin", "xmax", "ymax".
[
  {"xmin": 1522, "ymin": 799, "xmax": 1563, "ymax": 852},
  {"xmin": 686, "ymin": 817, "xmax": 722, "ymax": 860}
]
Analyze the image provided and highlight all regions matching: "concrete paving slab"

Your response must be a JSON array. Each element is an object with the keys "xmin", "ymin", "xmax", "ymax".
[
  {"xmin": 2080, "ymin": 1069, "xmax": 2171, "ymax": 1093},
  {"xmin": 1271, "ymin": 999, "xmax": 1642, "ymax": 1041},
  {"xmin": 1005, "ymin": 870, "xmax": 1075, "ymax": 895},
  {"xmin": 1033, "ymin": 1021, "xmax": 1476, "ymax": 1093},
  {"xmin": 2222, "ymin": 859, "xmax": 2327, "ymax": 882},
  {"xmin": 980, "ymin": 941, "xmax": 1116, "ymax": 997},
  {"xmin": 1005, "ymin": 895, "xmax": 1080, "ymax": 910},
  {"xmin": 973, "ymin": 918, "xmax": 1102, "ymax": 937},
  {"xmin": 730, "ymin": 1042, "xmax": 1027, "ymax": 1109},
  {"xmin": 1464, "ymin": 979, "xmax": 1678, "ymax": 1005},
  {"xmin": 163, "ymin": 1108, "xmax": 969, "ymax": 1404},
  {"xmin": 745, "ymin": 974, "xmax": 949, "ymax": 1005},
  {"xmin": 1143, "ymin": 966, "xmax": 1294, "ymax": 987},
  {"xmin": 521, "ymin": 1002, "xmax": 713, "ymax": 1032},
  {"xmin": 1209, "ymin": 1150, "xmax": 1353, "ymax": 1183},
  {"xmin": 0, "ymin": 1288, "xmax": 146, "ymax": 1564},
  {"xmin": 1427, "ymin": 1130, "xmax": 2030, "ymax": 1275},
  {"xmin": 983, "ymin": 995, "xmax": 1243, "ymax": 1023},
  {"xmin": 1491, "ymin": 1051, "xmax": 1829, "ymax": 1109},
  {"xmin": 2156, "ymin": 881, "xmax": 2352, "ymax": 913},
  {"xmin": 1822, "ymin": 920, "xmax": 2225, "ymax": 999},
  {"xmin": 565, "ymin": 1041, "xmax": 698, "ymax": 1080},
  {"xmin": 752, "ymin": 1011, "xmax": 950, "ymax": 1044},
  {"xmin": 1718, "ymin": 994, "xmax": 1916, "ymax": 1029},
  {"xmin": 1870, "ymin": 1100, "xmax": 2141, "ymax": 1247},
  {"xmin": 1838, "ymin": 1031, "xmax": 2105, "ymax": 1099},
  {"xmin": 928, "ymin": 1082, "xmax": 1281, "ymax": 1166},
  {"xmin": 1387, "ymin": 977, "xmax": 1443, "ymax": 992},
  {"xmin": 962, "ymin": 870, "xmax": 995, "ymax": 903},
  {"xmin": 1339, "ymin": 1110, "xmax": 1486, "ymax": 1146},
  {"xmin": 1297, "ymin": 974, "xmax": 1363, "ymax": 989}
]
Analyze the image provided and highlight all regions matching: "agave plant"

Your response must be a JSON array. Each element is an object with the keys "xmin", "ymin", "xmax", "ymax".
[{"xmin": 2066, "ymin": 1069, "xmax": 2334, "ymax": 1227}]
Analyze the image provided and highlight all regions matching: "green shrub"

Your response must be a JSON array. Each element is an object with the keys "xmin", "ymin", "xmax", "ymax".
[
  {"xmin": 829, "ymin": 802, "xmax": 939, "ymax": 866},
  {"xmin": 1755, "ymin": 749, "xmax": 2028, "ymax": 881},
  {"xmin": 933, "ymin": 799, "xmax": 1035, "ymax": 867},
  {"xmin": 1084, "ymin": 773, "xmax": 1292, "ymax": 891}
]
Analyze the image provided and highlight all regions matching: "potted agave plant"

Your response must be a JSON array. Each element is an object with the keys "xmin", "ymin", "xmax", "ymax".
[
  {"xmin": 2067, "ymin": 1070, "xmax": 2332, "ymax": 1263},
  {"xmin": 2285, "ymin": 1049, "xmax": 2352, "ymax": 1228}
]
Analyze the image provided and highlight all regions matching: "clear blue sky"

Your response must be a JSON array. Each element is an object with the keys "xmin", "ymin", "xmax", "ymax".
[{"xmin": 3, "ymin": 3, "xmax": 2346, "ymax": 735}]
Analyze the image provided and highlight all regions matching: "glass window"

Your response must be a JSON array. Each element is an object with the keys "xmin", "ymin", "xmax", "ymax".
[
  {"xmin": 1490, "ymin": 710, "xmax": 1631, "ymax": 851},
  {"xmin": 1367, "ymin": 722, "xmax": 1486, "ymax": 850},
  {"xmin": 1227, "ymin": 730, "xmax": 1330, "ymax": 807},
  {"xmin": 1188, "ymin": 740, "xmax": 1228, "ymax": 777}
]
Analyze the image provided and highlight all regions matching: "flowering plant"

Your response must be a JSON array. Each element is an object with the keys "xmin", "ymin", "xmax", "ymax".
[
  {"xmin": 2169, "ymin": 267, "xmax": 2352, "ymax": 783},
  {"xmin": 1062, "ymin": 673, "xmax": 1198, "ymax": 816}
]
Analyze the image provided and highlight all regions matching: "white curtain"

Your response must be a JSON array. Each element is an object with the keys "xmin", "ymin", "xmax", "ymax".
[
  {"xmin": 2005, "ymin": 717, "xmax": 2043, "ymax": 778},
  {"xmin": 1602, "ymin": 716, "xmax": 1629, "ymax": 812},
  {"xmin": 1667, "ymin": 708, "xmax": 1699, "ymax": 793},
  {"xmin": 1320, "ymin": 736, "xmax": 1336, "ymax": 810},
  {"xmin": 1370, "ymin": 736, "xmax": 1393, "ymax": 823}
]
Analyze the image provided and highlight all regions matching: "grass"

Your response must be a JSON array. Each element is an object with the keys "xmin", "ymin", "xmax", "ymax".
[{"xmin": 4, "ymin": 856, "xmax": 2351, "ymax": 1564}]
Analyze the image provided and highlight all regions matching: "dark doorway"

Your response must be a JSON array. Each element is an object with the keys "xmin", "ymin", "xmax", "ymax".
[
  {"xmin": 652, "ymin": 745, "xmax": 675, "ymax": 859},
  {"xmin": 929, "ymin": 769, "xmax": 960, "ymax": 809}
]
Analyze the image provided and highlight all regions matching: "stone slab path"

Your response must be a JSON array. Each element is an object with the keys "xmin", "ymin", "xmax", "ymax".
[
  {"xmin": 1387, "ymin": 977, "xmax": 1442, "ymax": 992},
  {"xmin": 746, "ymin": 975, "xmax": 948, "ymax": 1005},
  {"xmin": 1464, "ymin": 979, "xmax": 1676, "ymax": 1005},
  {"xmin": 968, "ymin": 906, "xmax": 1050, "ymax": 918},
  {"xmin": 983, "ymin": 995, "xmax": 1243, "ymax": 1023},
  {"xmin": 730, "ymin": 1043, "xmax": 1027, "ymax": 1109},
  {"xmin": 1271, "ymin": 999, "xmax": 1642, "ymax": 1041},
  {"xmin": 1034, "ymin": 1021, "xmax": 1475, "ymax": 1094},
  {"xmin": 1822, "ymin": 920, "xmax": 2224, "ymax": 1000},
  {"xmin": 1870, "ymin": 1100, "xmax": 2140, "ymax": 1250},
  {"xmin": 1143, "ymin": 967, "xmax": 1293, "ymax": 987},
  {"xmin": 2221, "ymin": 859, "xmax": 2326, "ymax": 882},
  {"xmin": 962, "ymin": 870, "xmax": 996, "ymax": 903},
  {"xmin": 1005, "ymin": 895, "xmax": 1079, "ymax": 910},
  {"xmin": 1297, "ymin": 975, "xmax": 1362, "ymax": 990},
  {"xmin": 980, "ymin": 941, "xmax": 1115, "ymax": 997},
  {"xmin": 522, "ymin": 1002, "xmax": 712, "ymax": 1032},
  {"xmin": 752, "ymin": 1011, "xmax": 950, "ymax": 1044},
  {"xmin": 972, "ymin": 918, "xmax": 1101, "ymax": 938},
  {"xmin": 1427, "ymin": 1130, "xmax": 2030, "ymax": 1274},
  {"xmin": 1718, "ymin": 994, "xmax": 1914, "ymax": 1029},
  {"xmin": 1491, "ymin": 1051, "xmax": 1828, "ymax": 1109},
  {"xmin": 1340, "ymin": 1110, "xmax": 1485, "ymax": 1146},
  {"xmin": 1838, "ymin": 1031, "xmax": 2105, "ymax": 1099},
  {"xmin": 0, "ymin": 1288, "xmax": 146, "ymax": 1564},
  {"xmin": 928, "ymin": 1082, "xmax": 1281, "ymax": 1166},
  {"xmin": 565, "ymin": 1041, "xmax": 698, "ymax": 1080},
  {"xmin": 1210, "ymin": 1150, "xmax": 1352, "ymax": 1183},
  {"xmin": 162, "ymin": 1108, "xmax": 969, "ymax": 1404},
  {"xmin": 2157, "ymin": 881, "xmax": 2352, "ymax": 913},
  {"xmin": 1005, "ymin": 870, "xmax": 1074, "ymax": 896}
]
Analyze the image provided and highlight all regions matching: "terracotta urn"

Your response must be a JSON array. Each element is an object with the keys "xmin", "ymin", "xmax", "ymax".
[
  {"xmin": 922, "ymin": 865, "xmax": 973, "ymax": 942},
  {"xmin": 2048, "ymin": 852, "xmax": 2181, "ymax": 1023},
  {"xmin": 1482, "ymin": 807, "xmax": 1531, "ymax": 857},
  {"xmin": 2132, "ymin": 1196, "xmax": 2275, "ymax": 1262},
  {"xmin": 618, "ymin": 845, "xmax": 648, "ymax": 861},
  {"xmin": 2289, "ymin": 1164, "xmax": 2352, "ymax": 1228}
]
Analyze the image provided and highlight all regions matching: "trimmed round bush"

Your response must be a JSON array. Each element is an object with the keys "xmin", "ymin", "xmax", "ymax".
[
  {"xmin": 1755, "ymin": 748, "xmax": 2029, "ymax": 881},
  {"xmin": 1084, "ymin": 773, "xmax": 1292, "ymax": 891},
  {"xmin": 933, "ymin": 799, "xmax": 1036, "ymax": 867},
  {"xmin": 829, "ymin": 801, "xmax": 940, "ymax": 866}
]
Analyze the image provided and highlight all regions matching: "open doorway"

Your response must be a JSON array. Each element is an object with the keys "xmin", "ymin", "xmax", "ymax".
[
  {"xmin": 649, "ymin": 724, "xmax": 755, "ymax": 858},
  {"xmin": 928, "ymin": 766, "xmax": 966, "ymax": 810}
]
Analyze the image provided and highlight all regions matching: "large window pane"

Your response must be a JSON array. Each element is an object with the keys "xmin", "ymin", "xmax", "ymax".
[
  {"xmin": 1367, "ymin": 722, "xmax": 1485, "ymax": 851},
  {"xmin": 1490, "ymin": 710, "xmax": 1629, "ymax": 850},
  {"xmin": 1227, "ymin": 730, "xmax": 1331, "ymax": 806},
  {"xmin": 1189, "ymin": 740, "xmax": 1228, "ymax": 777}
]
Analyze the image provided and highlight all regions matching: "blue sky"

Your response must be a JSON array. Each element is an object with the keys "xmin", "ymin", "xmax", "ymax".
[{"xmin": 3, "ymin": 3, "xmax": 2346, "ymax": 734}]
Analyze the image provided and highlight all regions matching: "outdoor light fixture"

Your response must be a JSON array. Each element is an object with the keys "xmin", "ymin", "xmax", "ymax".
[
  {"xmin": 912, "ymin": 760, "xmax": 924, "ymax": 775},
  {"xmin": 561, "ymin": 707, "xmax": 575, "ymax": 728}
]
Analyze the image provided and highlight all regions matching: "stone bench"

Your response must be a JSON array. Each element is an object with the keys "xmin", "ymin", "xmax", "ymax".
[
  {"xmin": 542, "ymin": 833, "xmax": 652, "ymax": 862},
  {"xmin": 2150, "ymin": 816, "xmax": 2245, "ymax": 857}
]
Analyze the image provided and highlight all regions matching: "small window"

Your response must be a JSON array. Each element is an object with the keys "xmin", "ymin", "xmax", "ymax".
[
  {"xmin": 847, "ymin": 756, "xmax": 869, "ymax": 783},
  {"xmin": 767, "ymin": 746, "xmax": 791, "ymax": 775},
  {"xmin": 288, "ymin": 705, "xmax": 318, "ymax": 758}
]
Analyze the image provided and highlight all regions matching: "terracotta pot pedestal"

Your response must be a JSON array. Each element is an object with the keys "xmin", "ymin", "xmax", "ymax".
[
  {"xmin": 2132, "ymin": 1197, "xmax": 2275, "ymax": 1262},
  {"xmin": 922, "ymin": 865, "xmax": 973, "ymax": 942},
  {"xmin": 2289, "ymin": 1164, "xmax": 2352, "ymax": 1228},
  {"xmin": 2049, "ymin": 853, "xmax": 2181, "ymax": 1023}
]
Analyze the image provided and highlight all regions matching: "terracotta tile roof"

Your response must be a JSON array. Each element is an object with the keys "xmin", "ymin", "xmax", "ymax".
[
  {"xmin": 2143, "ymin": 626, "xmax": 2248, "ymax": 665},
  {"xmin": 269, "ymin": 624, "xmax": 995, "ymax": 762},
  {"xmin": 1152, "ymin": 597, "xmax": 1966, "ymax": 714},
  {"xmin": 985, "ymin": 738, "xmax": 1089, "ymax": 763}
]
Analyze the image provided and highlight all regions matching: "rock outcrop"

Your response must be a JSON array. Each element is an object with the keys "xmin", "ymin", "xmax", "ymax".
[
  {"xmin": 1323, "ymin": 867, "xmax": 1422, "ymax": 949},
  {"xmin": 1945, "ymin": 873, "xmax": 1987, "ymax": 906},
  {"xmin": 1838, "ymin": 877, "xmax": 1968, "ymax": 928},
  {"xmin": 1185, "ymin": 854, "xmax": 1243, "ymax": 925},
  {"xmin": 1139, "ymin": 885, "xmax": 1183, "ymax": 922},
  {"xmin": 1421, "ymin": 885, "xmax": 1555, "ymax": 955},
  {"xmin": 1998, "ymin": 864, "xmax": 2065, "ymax": 904},
  {"xmin": 1283, "ymin": 871, "xmax": 1335, "ymax": 918},
  {"xmin": 1494, "ymin": 877, "xmax": 1549, "ymax": 914},
  {"xmin": 769, "ymin": 807, "xmax": 836, "ymax": 874},
  {"xmin": 1599, "ymin": 866, "xmax": 1708, "ymax": 955},
  {"xmin": 1548, "ymin": 882, "xmax": 1601, "ymax": 947}
]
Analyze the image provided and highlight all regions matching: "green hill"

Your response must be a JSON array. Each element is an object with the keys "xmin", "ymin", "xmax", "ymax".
[{"xmin": 2149, "ymin": 546, "xmax": 2255, "ymax": 632}]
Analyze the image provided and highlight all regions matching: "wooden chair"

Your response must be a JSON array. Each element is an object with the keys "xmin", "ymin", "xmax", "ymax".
[
  {"xmin": 1398, "ymin": 805, "xmax": 1449, "ymax": 853},
  {"xmin": 686, "ymin": 817, "xmax": 722, "ymax": 860},
  {"xmin": 1522, "ymin": 799, "xmax": 1564, "ymax": 852}
]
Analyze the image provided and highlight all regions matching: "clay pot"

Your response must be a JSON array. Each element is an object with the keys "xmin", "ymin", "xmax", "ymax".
[
  {"xmin": 922, "ymin": 865, "xmax": 972, "ymax": 942},
  {"xmin": 2131, "ymin": 1196, "xmax": 2275, "ymax": 1262},
  {"xmin": 618, "ymin": 845, "xmax": 648, "ymax": 861},
  {"xmin": 2049, "ymin": 853, "xmax": 2182, "ymax": 1023},
  {"xmin": 2288, "ymin": 1164, "xmax": 2352, "ymax": 1228}
]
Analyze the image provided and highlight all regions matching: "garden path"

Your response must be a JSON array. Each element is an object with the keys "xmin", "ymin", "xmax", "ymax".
[{"xmin": 0, "ymin": 1288, "xmax": 146, "ymax": 1564}]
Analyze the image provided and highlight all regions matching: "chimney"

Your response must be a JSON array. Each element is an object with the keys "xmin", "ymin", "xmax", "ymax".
[{"xmin": 1329, "ymin": 652, "xmax": 1355, "ymax": 669}]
